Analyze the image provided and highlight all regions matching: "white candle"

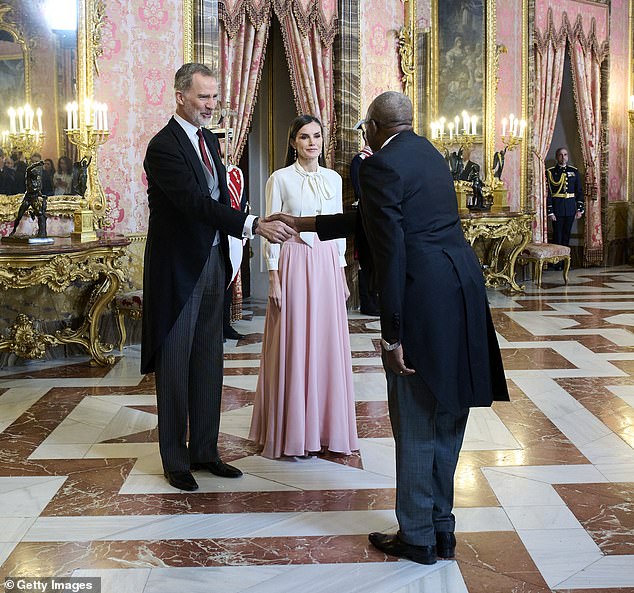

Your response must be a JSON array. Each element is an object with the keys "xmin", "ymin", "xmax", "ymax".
[
  {"xmin": 471, "ymin": 115, "xmax": 477, "ymax": 136},
  {"xmin": 519, "ymin": 120, "xmax": 526, "ymax": 138},
  {"xmin": 630, "ymin": 95, "xmax": 634, "ymax": 111},
  {"xmin": 103, "ymin": 104, "xmax": 108, "ymax": 131},
  {"xmin": 448, "ymin": 122, "xmax": 454, "ymax": 140},
  {"xmin": 454, "ymin": 116, "xmax": 460, "ymax": 134},
  {"xmin": 439, "ymin": 117, "xmax": 445, "ymax": 138},
  {"xmin": 36, "ymin": 108, "xmax": 42, "ymax": 132},
  {"xmin": 509, "ymin": 114, "xmax": 515, "ymax": 136},
  {"xmin": 17, "ymin": 107, "xmax": 24, "ymax": 132},
  {"xmin": 8, "ymin": 108, "xmax": 16, "ymax": 134},
  {"xmin": 501, "ymin": 117, "xmax": 507, "ymax": 138},
  {"xmin": 66, "ymin": 103, "xmax": 72, "ymax": 129},
  {"xmin": 513, "ymin": 118, "xmax": 519, "ymax": 136},
  {"xmin": 73, "ymin": 102, "xmax": 79, "ymax": 130},
  {"xmin": 462, "ymin": 111, "xmax": 469, "ymax": 135}
]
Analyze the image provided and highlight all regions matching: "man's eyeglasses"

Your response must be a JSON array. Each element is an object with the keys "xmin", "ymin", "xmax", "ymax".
[{"xmin": 353, "ymin": 118, "xmax": 377, "ymax": 132}]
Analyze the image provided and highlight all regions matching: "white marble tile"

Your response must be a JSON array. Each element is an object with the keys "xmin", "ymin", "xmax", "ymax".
[
  {"xmin": 487, "ymin": 464, "xmax": 608, "ymax": 485},
  {"xmin": 0, "ymin": 516, "xmax": 36, "ymax": 541},
  {"xmin": 72, "ymin": 568, "xmax": 151, "ymax": 593},
  {"xmin": 0, "ymin": 541, "xmax": 18, "ymax": 567},
  {"xmin": 504, "ymin": 505, "xmax": 582, "ymax": 530},
  {"xmin": 556, "ymin": 555, "xmax": 634, "ymax": 589},
  {"xmin": 358, "ymin": 438, "xmax": 396, "ymax": 478},
  {"xmin": 510, "ymin": 376, "xmax": 585, "ymax": 420},
  {"xmin": 220, "ymin": 405, "xmax": 253, "ymax": 440},
  {"xmin": 96, "ymin": 406, "xmax": 158, "ymax": 442},
  {"xmin": 353, "ymin": 373, "xmax": 387, "ymax": 401},
  {"xmin": 351, "ymin": 357, "xmax": 382, "ymax": 366},
  {"xmin": 463, "ymin": 408, "xmax": 522, "ymax": 451},
  {"xmin": 349, "ymin": 334, "xmax": 380, "ymax": 352},
  {"xmin": 517, "ymin": 528, "xmax": 603, "ymax": 588},
  {"xmin": 0, "ymin": 387, "xmax": 49, "ymax": 432},
  {"xmin": 0, "ymin": 476, "xmax": 66, "ymax": 516},
  {"xmin": 234, "ymin": 455, "xmax": 396, "ymax": 491},
  {"xmin": 119, "ymin": 471, "xmax": 298, "ymax": 494},
  {"xmin": 29, "ymin": 443, "xmax": 93, "ymax": 459},
  {"xmin": 481, "ymin": 469, "xmax": 564, "ymax": 507},
  {"xmin": 26, "ymin": 510, "xmax": 398, "ymax": 541},
  {"xmin": 595, "ymin": 462, "xmax": 634, "ymax": 482},
  {"xmin": 42, "ymin": 418, "xmax": 109, "ymax": 445},
  {"xmin": 577, "ymin": 432, "xmax": 634, "ymax": 465},
  {"xmin": 144, "ymin": 566, "xmax": 286, "ymax": 593},
  {"xmin": 66, "ymin": 397, "xmax": 121, "ymax": 427},
  {"xmin": 93, "ymin": 395, "xmax": 156, "ymax": 406},
  {"xmin": 85, "ymin": 442, "xmax": 159, "ymax": 460},
  {"xmin": 224, "ymin": 359, "xmax": 261, "ymax": 368},
  {"xmin": 222, "ymin": 375, "xmax": 258, "ymax": 391},
  {"xmin": 453, "ymin": 507, "xmax": 512, "ymax": 532}
]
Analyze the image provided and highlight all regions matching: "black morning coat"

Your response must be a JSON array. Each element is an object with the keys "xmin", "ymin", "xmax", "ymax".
[
  {"xmin": 141, "ymin": 117, "xmax": 248, "ymax": 374},
  {"xmin": 316, "ymin": 130, "xmax": 509, "ymax": 414}
]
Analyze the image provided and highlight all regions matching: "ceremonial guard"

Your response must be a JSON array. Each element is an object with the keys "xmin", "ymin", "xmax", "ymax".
[{"xmin": 546, "ymin": 147, "xmax": 584, "ymax": 251}]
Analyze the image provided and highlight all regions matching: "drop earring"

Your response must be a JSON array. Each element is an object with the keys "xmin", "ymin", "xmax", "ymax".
[{"xmin": 294, "ymin": 148, "xmax": 297, "ymax": 160}]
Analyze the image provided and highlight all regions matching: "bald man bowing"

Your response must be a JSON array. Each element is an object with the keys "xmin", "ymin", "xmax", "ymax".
[{"xmin": 270, "ymin": 92, "xmax": 509, "ymax": 565}]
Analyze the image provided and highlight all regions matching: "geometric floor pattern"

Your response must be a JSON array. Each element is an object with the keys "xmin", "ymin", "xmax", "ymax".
[{"xmin": 1, "ymin": 266, "xmax": 634, "ymax": 592}]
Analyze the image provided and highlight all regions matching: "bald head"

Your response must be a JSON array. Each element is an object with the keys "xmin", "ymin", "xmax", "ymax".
[
  {"xmin": 364, "ymin": 91, "xmax": 413, "ymax": 151},
  {"xmin": 368, "ymin": 92, "xmax": 413, "ymax": 128}
]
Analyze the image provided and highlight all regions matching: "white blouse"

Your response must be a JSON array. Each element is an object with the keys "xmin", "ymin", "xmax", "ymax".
[{"xmin": 265, "ymin": 162, "xmax": 347, "ymax": 271}]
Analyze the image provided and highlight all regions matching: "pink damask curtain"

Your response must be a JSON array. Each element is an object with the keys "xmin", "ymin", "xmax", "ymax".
[
  {"xmin": 274, "ymin": 0, "xmax": 338, "ymax": 166},
  {"xmin": 219, "ymin": 0, "xmax": 272, "ymax": 164},
  {"xmin": 532, "ymin": 14, "xmax": 566, "ymax": 243},
  {"xmin": 568, "ymin": 18, "xmax": 608, "ymax": 265}
]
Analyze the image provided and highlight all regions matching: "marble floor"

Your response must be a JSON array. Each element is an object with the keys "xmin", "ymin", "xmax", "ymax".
[{"xmin": 1, "ymin": 266, "xmax": 634, "ymax": 592}]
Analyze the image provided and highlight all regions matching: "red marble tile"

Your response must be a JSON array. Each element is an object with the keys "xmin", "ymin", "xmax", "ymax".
[
  {"xmin": 501, "ymin": 347, "xmax": 576, "ymax": 370},
  {"xmin": 0, "ymin": 535, "xmax": 394, "ymax": 577},
  {"xmin": 355, "ymin": 401, "xmax": 391, "ymax": 438},
  {"xmin": 555, "ymin": 482, "xmax": 634, "ymax": 555},
  {"xmin": 457, "ymin": 531, "xmax": 549, "ymax": 590}
]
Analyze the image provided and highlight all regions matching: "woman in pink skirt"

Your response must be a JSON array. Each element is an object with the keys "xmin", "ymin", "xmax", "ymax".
[{"xmin": 249, "ymin": 115, "xmax": 359, "ymax": 459}]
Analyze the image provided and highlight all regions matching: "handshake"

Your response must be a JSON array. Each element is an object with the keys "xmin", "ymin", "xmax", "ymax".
[{"xmin": 253, "ymin": 213, "xmax": 316, "ymax": 243}]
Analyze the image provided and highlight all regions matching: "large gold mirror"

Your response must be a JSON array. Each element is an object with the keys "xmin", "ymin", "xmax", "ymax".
[{"xmin": 0, "ymin": 0, "xmax": 108, "ymax": 227}]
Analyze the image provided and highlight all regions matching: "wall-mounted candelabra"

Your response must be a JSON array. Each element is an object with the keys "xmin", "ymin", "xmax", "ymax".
[
  {"xmin": 4, "ymin": 104, "xmax": 45, "ymax": 160},
  {"xmin": 429, "ymin": 110, "xmax": 479, "ymax": 153},
  {"xmin": 64, "ymin": 99, "xmax": 110, "ymax": 228}
]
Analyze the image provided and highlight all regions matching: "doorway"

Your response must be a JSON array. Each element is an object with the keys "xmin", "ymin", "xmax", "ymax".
[{"xmin": 248, "ymin": 16, "xmax": 296, "ymax": 302}]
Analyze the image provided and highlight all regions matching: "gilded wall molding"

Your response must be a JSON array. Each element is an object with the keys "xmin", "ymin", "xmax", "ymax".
[{"xmin": 184, "ymin": 0, "xmax": 195, "ymax": 62}]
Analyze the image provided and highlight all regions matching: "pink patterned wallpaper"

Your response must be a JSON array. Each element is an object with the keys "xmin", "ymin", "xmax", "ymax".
[
  {"xmin": 607, "ymin": 0, "xmax": 629, "ymax": 202},
  {"xmin": 534, "ymin": 0, "xmax": 608, "ymax": 39},
  {"xmin": 360, "ymin": 1, "xmax": 405, "ymax": 116},
  {"xmin": 94, "ymin": 0, "xmax": 184, "ymax": 234}
]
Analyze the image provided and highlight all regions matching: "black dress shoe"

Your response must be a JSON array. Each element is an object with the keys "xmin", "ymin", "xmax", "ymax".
[
  {"xmin": 224, "ymin": 327, "xmax": 245, "ymax": 340},
  {"xmin": 164, "ymin": 470, "xmax": 199, "ymax": 491},
  {"xmin": 369, "ymin": 532, "xmax": 437, "ymax": 565},
  {"xmin": 436, "ymin": 531, "xmax": 456, "ymax": 559},
  {"xmin": 360, "ymin": 308, "xmax": 380, "ymax": 317},
  {"xmin": 191, "ymin": 460, "xmax": 243, "ymax": 478}
]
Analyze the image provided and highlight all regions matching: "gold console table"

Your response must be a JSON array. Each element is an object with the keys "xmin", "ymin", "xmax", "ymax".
[
  {"xmin": 0, "ymin": 235, "xmax": 130, "ymax": 366},
  {"xmin": 460, "ymin": 211, "xmax": 533, "ymax": 292}
]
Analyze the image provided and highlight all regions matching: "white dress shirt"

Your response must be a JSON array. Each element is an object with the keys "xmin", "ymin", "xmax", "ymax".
[{"xmin": 173, "ymin": 113, "xmax": 257, "ymax": 241}]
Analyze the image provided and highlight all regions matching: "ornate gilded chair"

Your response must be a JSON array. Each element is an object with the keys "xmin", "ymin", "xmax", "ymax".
[{"xmin": 517, "ymin": 242, "xmax": 571, "ymax": 288}]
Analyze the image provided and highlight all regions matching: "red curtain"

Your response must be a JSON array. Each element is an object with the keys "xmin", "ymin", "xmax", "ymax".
[{"xmin": 273, "ymin": 0, "xmax": 338, "ymax": 165}]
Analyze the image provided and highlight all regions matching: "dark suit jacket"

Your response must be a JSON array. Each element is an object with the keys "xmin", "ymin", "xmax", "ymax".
[
  {"xmin": 546, "ymin": 165, "xmax": 584, "ymax": 217},
  {"xmin": 141, "ymin": 117, "xmax": 248, "ymax": 374},
  {"xmin": 317, "ymin": 130, "xmax": 508, "ymax": 414}
]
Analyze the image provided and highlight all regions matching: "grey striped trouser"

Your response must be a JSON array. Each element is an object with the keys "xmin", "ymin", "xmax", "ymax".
[{"xmin": 155, "ymin": 245, "xmax": 225, "ymax": 472}]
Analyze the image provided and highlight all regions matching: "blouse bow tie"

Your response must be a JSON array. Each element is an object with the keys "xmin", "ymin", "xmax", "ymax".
[{"xmin": 293, "ymin": 161, "xmax": 334, "ymax": 247}]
